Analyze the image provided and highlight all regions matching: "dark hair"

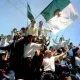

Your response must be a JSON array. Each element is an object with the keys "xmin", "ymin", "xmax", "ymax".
[
  {"xmin": 13, "ymin": 28, "xmax": 17, "ymax": 31},
  {"xmin": 21, "ymin": 27, "xmax": 25, "ymax": 30},
  {"xmin": 70, "ymin": 42, "xmax": 73, "ymax": 45},
  {"xmin": 27, "ymin": 35, "xmax": 32, "ymax": 38},
  {"xmin": 31, "ymin": 19, "xmax": 36, "ymax": 23},
  {"xmin": 39, "ymin": 21, "xmax": 43, "ymax": 24},
  {"xmin": 57, "ymin": 48, "xmax": 62, "ymax": 54},
  {"xmin": 49, "ymin": 46, "xmax": 53, "ymax": 49},
  {"xmin": 73, "ymin": 47, "xmax": 79, "ymax": 53},
  {"xmin": 24, "ymin": 35, "xmax": 33, "ymax": 44}
]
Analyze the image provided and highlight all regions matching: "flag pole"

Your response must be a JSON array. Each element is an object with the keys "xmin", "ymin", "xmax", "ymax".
[
  {"xmin": 27, "ymin": 2, "xmax": 28, "ymax": 26},
  {"xmin": 27, "ymin": 0, "xmax": 53, "ymax": 22}
]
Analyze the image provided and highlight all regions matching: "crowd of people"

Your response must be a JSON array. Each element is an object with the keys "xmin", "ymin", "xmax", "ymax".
[{"xmin": 0, "ymin": 19, "xmax": 80, "ymax": 80}]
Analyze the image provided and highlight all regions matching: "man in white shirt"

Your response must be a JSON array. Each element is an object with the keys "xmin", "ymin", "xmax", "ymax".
[
  {"xmin": 38, "ymin": 21, "xmax": 51, "ymax": 39},
  {"xmin": 40, "ymin": 49, "xmax": 67, "ymax": 80},
  {"xmin": 11, "ymin": 28, "xmax": 17, "ymax": 39},
  {"xmin": 23, "ymin": 35, "xmax": 44, "ymax": 80},
  {"xmin": 38, "ymin": 21, "xmax": 45, "ymax": 39},
  {"xmin": 0, "ymin": 34, "xmax": 9, "ymax": 47},
  {"xmin": 23, "ymin": 35, "xmax": 43, "ymax": 59},
  {"xmin": 75, "ymin": 48, "xmax": 80, "ymax": 67}
]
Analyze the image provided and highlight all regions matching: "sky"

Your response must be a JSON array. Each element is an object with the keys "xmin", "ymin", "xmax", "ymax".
[{"xmin": 0, "ymin": 0, "xmax": 80, "ymax": 46}]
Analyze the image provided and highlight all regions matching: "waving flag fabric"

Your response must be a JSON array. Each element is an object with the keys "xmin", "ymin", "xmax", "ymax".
[
  {"xmin": 41, "ymin": 0, "xmax": 79, "ymax": 34},
  {"xmin": 27, "ymin": 3, "xmax": 34, "ymax": 20}
]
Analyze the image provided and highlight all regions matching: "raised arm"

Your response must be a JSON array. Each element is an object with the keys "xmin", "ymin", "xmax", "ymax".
[
  {"xmin": 46, "ymin": 36, "xmax": 50, "ymax": 46},
  {"xmin": 54, "ymin": 49, "xmax": 67, "ymax": 61},
  {"xmin": 0, "ymin": 41, "xmax": 14, "ymax": 50},
  {"xmin": 66, "ymin": 38, "xmax": 70, "ymax": 44},
  {"xmin": 52, "ymin": 39, "xmax": 58, "ymax": 44}
]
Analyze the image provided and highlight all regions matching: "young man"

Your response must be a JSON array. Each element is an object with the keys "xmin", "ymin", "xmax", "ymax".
[
  {"xmin": 26, "ymin": 19, "xmax": 38, "ymax": 37},
  {"xmin": 23, "ymin": 35, "xmax": 44, "ymax": 80},
  {"xmin": 40, "ymin": 49, "xmax": 67, "ymax": 80}
]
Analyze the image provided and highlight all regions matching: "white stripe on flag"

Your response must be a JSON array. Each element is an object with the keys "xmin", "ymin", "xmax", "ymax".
[{"xmin": 47, "ymin": 3, "xmax": 79, "ymax": 34}]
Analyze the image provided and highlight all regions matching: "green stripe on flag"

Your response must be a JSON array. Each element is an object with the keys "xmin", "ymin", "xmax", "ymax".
[
  {"xmin": 41, "ymin": 0, "xmax": 70, "ymax": 21},
  {"xmin": 27, "ymin": 3, "xmax": 34, "ymax": 20}
]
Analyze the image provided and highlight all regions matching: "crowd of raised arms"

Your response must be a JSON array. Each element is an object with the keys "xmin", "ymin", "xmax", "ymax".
[{"xmin": 0, "ymin": 19, "xmax": 80, "ymax": 80}]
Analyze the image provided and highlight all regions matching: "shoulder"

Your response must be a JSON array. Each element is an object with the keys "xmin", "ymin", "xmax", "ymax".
[
  {"xmin": 32, "ymin": 42, "xmax": 40, "ymax": 45},
  {"xmin": 34, "ymin": 26, "xmax": 38, "ymax": 30},
  {"xmin": 43, "ymin": 58, "xmax": 49, "ymax": 62}
]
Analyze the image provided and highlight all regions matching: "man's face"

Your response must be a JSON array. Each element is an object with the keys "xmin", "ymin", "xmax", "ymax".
[
  {"xmin": 31, "ymin": 21, "xmax": 35, "ymax": 26},
  {"xmin": 59, "ymin": 38, "xmax": 62, "ymax": 42},
  {"xmin": 39, "ymin": 22, "xmax": 43, "ymax": 27},
  {"xmin": 50, "ymin": 47, "xmax": 54, "ymax": 52},
  {"xmin": 16, "ymin": 32, "xmax": 22, "ymax": 39},
  {"xmin": 13, "ymin": 29, "xmax": 17, "ymax": 33},
  {"xmin": 28, "ymin": 37, "xmax": 32, "ymax": 42},
  {"xmin": 7, "ymin": 36, "xmax": 11, "ymax": 40},
  {"xmin": 48, "ymin": 52, "xmax": 52, "ymax": 58},
  {"xmin": 1, "ymin": 34, "xmax": 6, "ymax": 40}
]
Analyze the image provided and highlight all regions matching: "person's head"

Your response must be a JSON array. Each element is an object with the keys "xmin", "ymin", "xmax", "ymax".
[
  {"xmin": 57, "ymin": 48, "xmax": 63, "ymax": 54},
  {"xmin": 44, "ymin": 50, "xmax": 52, "ymax": 58},
  {"xmin": 31, "ymin": 19, "xmax": 36, "ymax": 26},
  {"xmin": 16, "ymin": 31, "xmax": 22, "ymax": 40},
  {"xmin": 1, "ymin": 34, "xmax": 6, "ymax": 40},
  {"xmin": 59, "ymin": 37, "xmax": 63, "ymax": 42},
  {"xmin": 7, "ymin": 35, "xmax": 11, "ymax": 41},
  {"xmin": 26, "ymin": 35, "xmax": 33, "ymax": 43},
  {"xmin": 70, "ymin": 42, "xmax": 73, "ymax": 47},
  {"xmin": 21, "ymin": 27, "xmax": 25, "ymax": 33},
  {"xmin": 39, "ymin": 21, "xmax": 43, "ymax": 27},
  {"xmin": 13, "ymin": 28, "xmax": 17, "ymax": 33},
  {"xmin": 73, "ymin": 47, "xmax": 80, "ymax": 57},
  {"xmin": 62, "ymin": 35, "xmax": 65, "ymax": 40},
  {"xmin": 67, "ymin": 58, "xmax": 71, "ymax": 64},
  {"xmin": 49, "ymin": 46, "xmax": 55, "ymax": 52}
]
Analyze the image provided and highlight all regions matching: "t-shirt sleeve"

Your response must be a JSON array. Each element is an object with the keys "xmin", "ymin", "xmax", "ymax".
[
  {"xmin": 33, "ymin": 43, "xmax": 42, "ymax": 49},
  {"xmin": 54, "ymin": 56, "xmax": 59, "ymax": 61}
]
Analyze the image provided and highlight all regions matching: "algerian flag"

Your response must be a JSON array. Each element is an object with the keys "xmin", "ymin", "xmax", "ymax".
[
  {"xmin": 27, "ymin": 3, "xmax": 34, "ymax": 20},
  {"xmin": 41, "ymin": 0, "xmax": 79, "ymax": 34}
]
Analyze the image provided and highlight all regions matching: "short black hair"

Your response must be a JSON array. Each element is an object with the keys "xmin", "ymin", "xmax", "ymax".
[
  {"xmin": 73, "ymin": 47, "xmax": 79, "ymax": 53},
  {"xmin": 57, "ymin": 48, "xmax": 62, "ymax": 54},
  {"xmin": 31, "ymin": 19, "xmax": 36, "ymax": 23},
  {"xmin": 70, "ymin": 42, "xmax": 73, "ymax": 45},
  {"xmin": 49, "ymin": 46, "xmax": 53, "ymax": 49},
  {"xmin": 27, "ymin": 35, "xmax": 32, "ymax": 38},
  {"xmin": 39, "ymin": 21, "xmax": 43, "ymax": 24},
  {"xmin": 21, "ymin": 27, "xmax": 25, "ymax": 30}
]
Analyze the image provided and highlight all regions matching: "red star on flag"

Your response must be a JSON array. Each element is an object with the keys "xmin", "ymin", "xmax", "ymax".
[{"xmin": 57, "ymin": 13, "xmax": 61, "ymax": 17}]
